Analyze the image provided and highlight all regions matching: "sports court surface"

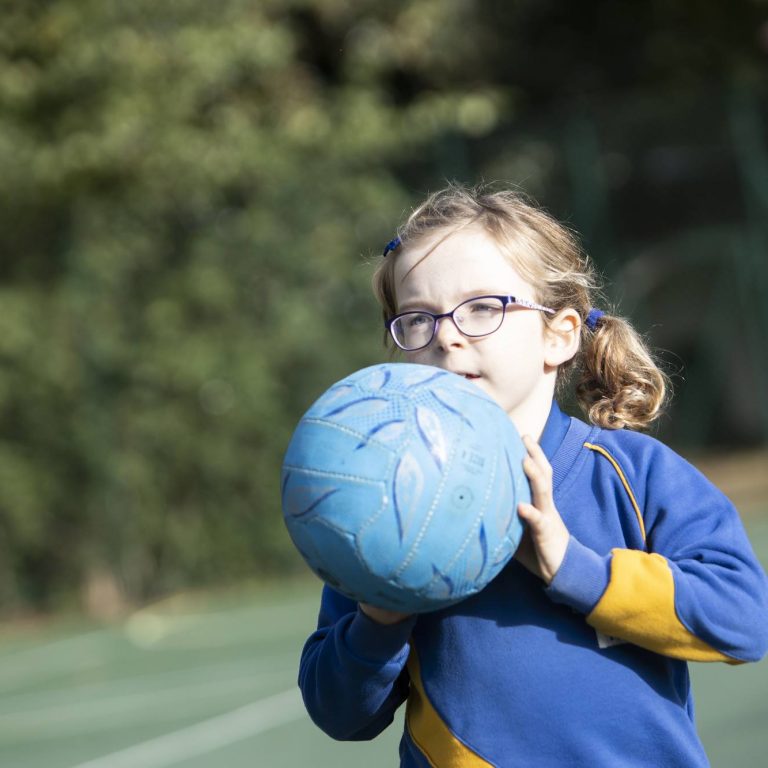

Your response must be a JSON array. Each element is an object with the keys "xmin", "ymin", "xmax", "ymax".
[{"xmin": 1, "ymin": 514, "xmax": 767, "ymax": 768}]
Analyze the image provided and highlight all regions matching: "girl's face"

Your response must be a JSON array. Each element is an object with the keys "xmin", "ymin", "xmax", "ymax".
[{"xmin": 393, "ymin": 226, "xmax": 569, "ymax": 438}]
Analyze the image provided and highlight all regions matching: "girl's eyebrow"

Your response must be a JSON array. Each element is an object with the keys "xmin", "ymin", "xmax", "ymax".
[
  {"xmin": 397, "ymin": 289, "xmax": 502, "ymax": 313},
  {"xmin": 396, "ymin": 298, "xmax": 439, "ymax": 313}
]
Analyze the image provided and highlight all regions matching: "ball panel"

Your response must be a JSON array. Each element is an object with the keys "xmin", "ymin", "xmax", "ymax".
[
  {"xmin": 288, "ymin": 517, "xmax": 368, "ymax": 600},
  {"xmin": 426, "ymin": 379, "xmax": 493, "ymax": 424},
  {"xmin": 414, "ymin": 404, "xmax": 450, "ymax": 470},
  {"xmin": 282, "ymin": 468, "xmax": 387, "ymax": 532},
  {"xmin": 355, "ymin": 437, "xmax": 444, "ymax": 579},
  {"xmin": 283, "ymin": 419, "xmax": 395, "ymax": 482}
]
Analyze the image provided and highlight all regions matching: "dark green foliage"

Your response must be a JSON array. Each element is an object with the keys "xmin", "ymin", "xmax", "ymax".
[{"xmin": 0, "ymin": 0, "xmax": 766, "ymax": 612}]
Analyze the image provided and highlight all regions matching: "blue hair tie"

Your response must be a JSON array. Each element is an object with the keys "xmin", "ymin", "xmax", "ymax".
[
  {"xmin": 382, "ymin": 236, "xmax": 401, "ymax": 257},
  {"xmin": 585, "ymin": 308, "xmax": 605, "ymax": 331}
]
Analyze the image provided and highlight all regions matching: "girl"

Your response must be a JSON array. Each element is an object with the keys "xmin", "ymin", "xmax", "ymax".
[{"xmin": 298, "ymin": 184, "xmax": 768, "ymax": 767}]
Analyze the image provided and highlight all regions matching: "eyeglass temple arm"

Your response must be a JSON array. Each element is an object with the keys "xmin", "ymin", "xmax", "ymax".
[{"xmin": 507, "ymin": 296, "xmax": 556, "ymax": 314}]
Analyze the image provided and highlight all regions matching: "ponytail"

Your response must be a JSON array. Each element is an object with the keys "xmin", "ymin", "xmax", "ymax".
[{"xmin": 574, "ymin": 313, "xmax": 669, "ymax": 431}]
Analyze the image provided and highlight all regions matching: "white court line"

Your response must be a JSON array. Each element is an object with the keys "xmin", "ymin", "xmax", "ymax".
[
  {"xmin": 67, "ymin": 687, "xmax": 305, "ymax": 768},
  {"xmin": 0, "ymin": 667, "xmax": 297, "ymax": 736},
  {"xmin": 0, "ymin": 630, "xmax": 109, "ymax": 694},
  {"xmin": 0, "ymin": 652, "xmax": 297, "ymax": 714},
  {"xmin": 0, "ymin": 629, "xmax": 107, "ymax": 664}
]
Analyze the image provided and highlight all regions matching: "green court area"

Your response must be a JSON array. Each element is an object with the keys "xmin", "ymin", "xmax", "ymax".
[{"xmin": 1, "ymin": 515, "xmax": 767, "ymax": 768}]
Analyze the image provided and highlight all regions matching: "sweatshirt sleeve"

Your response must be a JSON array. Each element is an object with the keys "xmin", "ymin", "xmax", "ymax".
[
  {"xmin": 298, "ymin": 585, "xmax": 416, "ymax": 740},
  {"xmin": 547, "ymin": 438, "xmax": 768, "ymax": 663}
]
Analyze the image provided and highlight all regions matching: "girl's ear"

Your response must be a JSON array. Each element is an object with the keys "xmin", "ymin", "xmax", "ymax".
[{"xmin": 544, "ymin": 308, "xmax": 581, "ymax": 368}]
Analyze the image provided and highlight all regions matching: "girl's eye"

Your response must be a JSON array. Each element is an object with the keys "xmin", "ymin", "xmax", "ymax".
[
  {"xmin": 407, "ymin": 314, "xmax": 430, "ymax": 327},
  {"xmin": 469, "ymin": 302, "xmax": 499, "ymax": 314}
]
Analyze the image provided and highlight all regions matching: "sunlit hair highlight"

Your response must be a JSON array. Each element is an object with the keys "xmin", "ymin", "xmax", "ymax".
[{"xmin": 372, "ymin": 183, "xmax": 669, "ymax": 430}]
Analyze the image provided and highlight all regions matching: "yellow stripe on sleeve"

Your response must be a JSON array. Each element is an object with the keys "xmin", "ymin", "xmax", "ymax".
[
  {"xmin": 587, "ymin": 548, "xmax": 737, "ymax": 663},
  {"xmin": 406, "ymin": 645, "xmax": 493, "ymax": 767},
  {"xmin": 583, "ymin": 443, "xmax": 646, "ymax": 544}
]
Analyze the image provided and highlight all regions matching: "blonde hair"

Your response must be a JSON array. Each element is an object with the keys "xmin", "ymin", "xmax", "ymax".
[{"xmin": 372, "ymin": 183, "xmax": 669, "ymax": 431}]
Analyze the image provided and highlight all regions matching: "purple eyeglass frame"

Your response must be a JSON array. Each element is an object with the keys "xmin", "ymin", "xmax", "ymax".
[{"xmin": 385, "ymin": 294, "xmax": 556, "ymax": 351}]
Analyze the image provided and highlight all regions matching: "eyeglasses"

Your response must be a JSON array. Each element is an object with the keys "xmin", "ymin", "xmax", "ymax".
[{"xmin": 386, "ymin": 295, "xmax": 556, "ymax": 351}]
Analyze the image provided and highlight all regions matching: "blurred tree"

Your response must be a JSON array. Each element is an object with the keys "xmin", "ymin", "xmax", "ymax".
[
  {"xmin": 0, "ymin": 0, "xmax": 765, "ymax": 613},
  {"xmin": 0, "ymin": 0, "xmax": 502, "ymax": 611}
]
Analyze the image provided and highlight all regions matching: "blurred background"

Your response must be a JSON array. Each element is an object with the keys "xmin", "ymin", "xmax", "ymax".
[{"xmin": 0, "ymin": 1, "xmax": 766, "ymax": 766}]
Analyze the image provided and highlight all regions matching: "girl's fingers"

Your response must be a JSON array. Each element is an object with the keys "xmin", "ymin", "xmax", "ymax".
[
  {"xmin": 517, "ymin": 436, "xmax": 570, "ymax": 584},
  {"xmin": 518, "ymin": 501, "xmax": 548, "ymax": 540},
  {"xmin": 522, "ymin": 433, "xmax": 547, "ymax": 460},
  {"xmin": 512, "ymin": 528, "xmax": 543, "ymax": 579},
  {"xmin": 517, "ymin": 501, "xmax": 540, "ymax": 524},
  {"xmin": 359, "ymin": 603, "xmax": 412, "ymax": 625},
  {"xmin": 521, "ymin": 435, "xmax": 554, "ymax": 509},
  {"xmin": 523, "ymin": 458, "xmax": 551, "ymax": 504}
]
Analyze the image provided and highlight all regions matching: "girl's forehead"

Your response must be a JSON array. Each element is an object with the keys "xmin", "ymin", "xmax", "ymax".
[{"xmin": 394, "ymin": 226, "xmax": 533, "ymax": 306}]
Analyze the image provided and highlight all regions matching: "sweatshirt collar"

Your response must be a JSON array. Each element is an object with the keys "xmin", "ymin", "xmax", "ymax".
[
  {"xmin": 538, "ymin": 400, "xmax": 571, "ymax": 462},
  {"xmin": 542, "ymin": 402, "xmax": 599, "ymax": 496}
]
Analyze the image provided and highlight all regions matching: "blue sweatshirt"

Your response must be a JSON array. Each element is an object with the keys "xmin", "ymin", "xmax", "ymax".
[{"xmin": 298, "ymin": 402, "xmax": 768, "ymax": 767}]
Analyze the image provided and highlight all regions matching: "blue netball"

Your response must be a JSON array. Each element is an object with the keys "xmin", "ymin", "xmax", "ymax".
[{"xmin": 281, "ymin": 363, "xmax": 529, "ymax": 613}]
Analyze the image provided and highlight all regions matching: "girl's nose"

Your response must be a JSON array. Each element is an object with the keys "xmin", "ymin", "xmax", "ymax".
[{"xmin": 433, "ymin": 316, "xmax": 466, "ymax": 350}]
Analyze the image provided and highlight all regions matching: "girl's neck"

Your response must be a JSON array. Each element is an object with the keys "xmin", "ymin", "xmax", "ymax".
[{"xmin": 508, "ymin": 381, "xmax": 557, "ymax": 442}]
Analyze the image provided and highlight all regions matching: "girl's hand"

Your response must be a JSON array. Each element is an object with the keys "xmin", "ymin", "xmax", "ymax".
[
  {"xmin": 359, "ymin": 603, "xmax": 413, "ymax": 625},
  {"xmin": 514, "ymin": 435, "xmax": 570, "ymax": 585}
]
